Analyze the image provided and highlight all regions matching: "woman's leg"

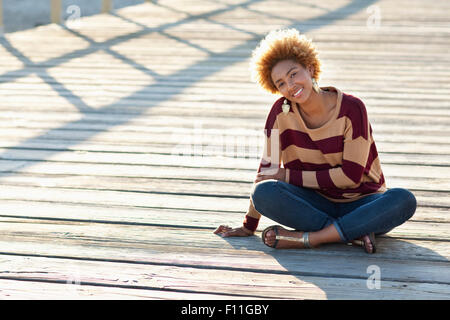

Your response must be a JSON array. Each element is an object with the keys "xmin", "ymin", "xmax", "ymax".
[
  {"xmin": 251, "ymin": 180, "xmax": 346, "ymax": 248},
  {"xmin": 334, "ymin": 188, "xmax": 417, "ymax": 242},
  {"xmin": 252, "ymin": 182, "xmax": 416, "ymax": 250},
  {"xmin": 250, "ymin": 179, "xmax": 337, "ymax": 232}
]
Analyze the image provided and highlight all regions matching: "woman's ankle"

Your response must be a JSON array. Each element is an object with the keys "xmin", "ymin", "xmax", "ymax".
[{"xmin": 309, "ymin": 224, "xmax": 342, "ymax": 247}]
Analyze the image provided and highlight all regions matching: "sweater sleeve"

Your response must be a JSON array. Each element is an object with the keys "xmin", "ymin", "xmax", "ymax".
[
  {"xmin": 243, "ymin": 98, "xmax": 284, "ymax": 232},
  {"xmin": 285, "ymin": 98, "xmax": 371, "ymax": 190}
]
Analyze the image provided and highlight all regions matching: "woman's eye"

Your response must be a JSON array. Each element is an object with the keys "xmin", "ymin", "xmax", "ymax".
[{"xmin": 290, "ymin": 72, "xmax": 296, "ymax": 78}]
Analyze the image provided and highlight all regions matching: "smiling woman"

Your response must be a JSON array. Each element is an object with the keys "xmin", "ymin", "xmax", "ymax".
[
  {"xmin": 249, "ymin": 28, "xmax": 321, "ymax": 95},
  {"xmin": 213, "ymin": 28, "xmax": 417, "ymax": 254}
]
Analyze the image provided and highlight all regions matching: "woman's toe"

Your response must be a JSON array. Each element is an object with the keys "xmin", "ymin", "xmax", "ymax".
[
  {"xmin": 363, "ymin": 235, "xmax": 373, "ymax": 253},
  {"xmin": 264, "ymin": 230, "xmax": 276, "ymax": 246}
]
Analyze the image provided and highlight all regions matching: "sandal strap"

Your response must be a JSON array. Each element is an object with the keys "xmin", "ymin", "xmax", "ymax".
[
  {"xmin": 275, "ymin": 231, "xmax": 311, "ymax": 248},
  {"xmin": 351, "ymin": 240, "xmax": 364, "ymax": 247}
]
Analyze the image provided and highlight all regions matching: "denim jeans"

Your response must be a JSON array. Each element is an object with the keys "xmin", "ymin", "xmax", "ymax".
[{"xmin": 250, "ymin": 180, "xmax": 417, "ymax": 242}]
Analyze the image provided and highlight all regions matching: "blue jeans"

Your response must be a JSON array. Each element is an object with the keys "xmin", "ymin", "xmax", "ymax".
[{"xmin": 250, "ymin": 180, "xmax": 417, "ymax": 242}]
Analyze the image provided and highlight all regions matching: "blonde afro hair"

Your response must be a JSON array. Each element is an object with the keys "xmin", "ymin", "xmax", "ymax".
[{"xmin": 250, "ymin": 28, "xmax": 321, "ymax": 94}]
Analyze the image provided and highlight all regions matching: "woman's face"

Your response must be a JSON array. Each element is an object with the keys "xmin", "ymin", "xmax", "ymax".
[{"xmin": 271, "ymin": 59, "xmax": 314, "ymax": 104}]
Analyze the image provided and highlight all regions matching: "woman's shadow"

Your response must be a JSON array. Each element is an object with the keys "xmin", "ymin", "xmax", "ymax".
[{"xmin": 217, "ymin": 229, "xmax": 450, "ymax": 299}]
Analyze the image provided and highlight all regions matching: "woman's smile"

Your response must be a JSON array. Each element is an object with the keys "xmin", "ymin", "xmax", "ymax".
[{"xmin": 292, "ymin": 87, "xmax": 303, "ymax": 98}]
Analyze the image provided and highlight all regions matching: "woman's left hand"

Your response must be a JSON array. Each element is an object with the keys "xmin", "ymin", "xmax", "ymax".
[{"xmin": 254, "ymin": 168, "xmax": 286, "ymax": 183}]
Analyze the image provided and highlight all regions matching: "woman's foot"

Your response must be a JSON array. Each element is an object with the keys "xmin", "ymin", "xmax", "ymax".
[
  {"xmin": 351, "ymin": 233, "xmax": 377, "ymax": 254},
  {"xmin": 262, "ymin": 225, "xmax": 314, "ymax": 249}
]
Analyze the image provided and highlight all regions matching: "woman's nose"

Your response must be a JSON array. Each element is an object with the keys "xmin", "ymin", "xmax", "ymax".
[{"xmin": 287, "ymin": 79, "xmax": 295, "ymax": 89}]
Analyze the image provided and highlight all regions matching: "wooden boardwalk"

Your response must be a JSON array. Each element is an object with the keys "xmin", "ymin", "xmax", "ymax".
[{"xmin": 0, "ymin": 0, "xmax": 449, "ymax": 299}]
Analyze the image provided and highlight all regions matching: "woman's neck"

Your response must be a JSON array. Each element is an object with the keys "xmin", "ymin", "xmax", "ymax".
[{"xmin": 299, "ymin": 89, "xmax": 327, "ymax": 118}]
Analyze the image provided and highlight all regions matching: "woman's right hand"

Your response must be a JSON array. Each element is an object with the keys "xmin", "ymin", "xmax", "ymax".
[{"xmin": 213, "ymin": 225, "xmax": 254, "ymax": 237}]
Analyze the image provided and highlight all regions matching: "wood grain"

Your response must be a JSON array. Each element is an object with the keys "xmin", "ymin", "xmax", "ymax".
[{"xmin": 0, "ymin": 0, "xmax": 448, "ymax": 299}]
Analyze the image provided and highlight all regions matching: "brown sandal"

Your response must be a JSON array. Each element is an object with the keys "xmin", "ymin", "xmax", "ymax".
[{"xmin": 350, "ymin": 232, "xmax": 377, "ymax": 254}]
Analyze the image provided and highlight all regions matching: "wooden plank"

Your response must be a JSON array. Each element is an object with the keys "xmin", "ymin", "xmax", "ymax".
[
  {"xmin": 0, "ymin": 117, "xmax": 448, "ymax": 143},
  {"xmin": 0, "ymin": 148, "xmax": 448, "ymax": 180},
  {"xmin": 0, "ymin": 139, "xmax": 449, "ymax": 169},
  {"xmin": 1, "ymin": 80, "xmax": 450, "ymax": 105},
  {"xmin": 0, "ymin": 181, "xmax": 448, "ymax": 216},
  {"xmin": 0, "ymin": 170, "xmax": 448, "ymax": 216},
  {"xmin": 0, "ymin": 220, "xmax": 449, "ymax": 286},
  {"xmin": 0, "ymin": 108, "xmax": 449, "ymax": 130},
  {"xmin": 0, "ymin": 131, "xmax": 449, "ymax": 158},
  {"xmin": 0, "ymin": 167, "xmax": 448, "ymax": 208},
  {"xmin": 0, "ymin": 111, "xmax": 448, "ymax": 137},
  {"xmin": 0, "ymin": 279, "xmax": 248, "ymax": 300},
  {"xmin": 0, "ymin": 217, "xmax": 448, "ymax": 260},
  {"xmin": 0, "ymin": 230, "xmax": 448, "ymax": 300},
  {"xmin": 1, "ymin": 128, "xmax": 450, "ymax": 155},
  {"xmin": 0, "ymin": 90, "xmax": 449, "ymax": 115},
  {"xmin": 0, "ymin": 254, "xmax": 326, "ymax": 300},
  {"xmin": 0, "ymin": 194, "xmax": 446, "ymax": 227},
  {"xmin": 0, "ymin": 171, "xmax": 449, "ymax": 199},
  {"xmin": 1, "ymin": 82, "xmax": 449, "ymax": 108},
  {"xmin": 0, "ymin": 160, "xmax": 449, "ymax": 207},
  {"xmin": 0, "ymin": 254, "xmax": 449, "ymax": 300},
  {"xmin": 0, "ymin": 228, "xmax": 448, "ymax": 270}
]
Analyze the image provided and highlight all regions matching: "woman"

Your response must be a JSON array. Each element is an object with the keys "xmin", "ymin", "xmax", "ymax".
[{"xmin": 214, "ymin": 29, "xmax": 417, "ymax": 253}]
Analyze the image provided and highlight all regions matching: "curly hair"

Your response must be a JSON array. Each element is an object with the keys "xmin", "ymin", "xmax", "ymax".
[{"xmin": 250, "ymin": 28, "xmax": 322, "ymax": 94}]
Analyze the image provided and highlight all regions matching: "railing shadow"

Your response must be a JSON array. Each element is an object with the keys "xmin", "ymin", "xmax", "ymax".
[{"xmin": 0, "ymin": 0, "xmax": 377, "ymax": 179}]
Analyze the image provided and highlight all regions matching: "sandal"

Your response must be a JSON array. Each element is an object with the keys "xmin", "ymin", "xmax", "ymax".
[
  {"xmin": 261, "ymin": 225, "xmax": 312, "ymax": 249},
  {"xmin": 350, "ymin": 232, "xmax": 377, "ymax": 254}
]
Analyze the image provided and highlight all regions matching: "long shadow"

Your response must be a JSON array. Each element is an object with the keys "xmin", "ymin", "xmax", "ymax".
[
  {"xmin": 0, "ymin": 0, "xmax": 267, "ymax": 173},
  {"xmin": 218, "ymin": 231, "xmax": 450, "ymax": 299}
]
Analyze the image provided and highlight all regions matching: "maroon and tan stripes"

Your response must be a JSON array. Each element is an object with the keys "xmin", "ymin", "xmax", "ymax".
[
  {"xmin": 264, "ymin": 97, "xmax": 286, "ymax": 138},
  {"xmin": 280, "ymin": 129, "xmax": 344, "ymax": 154},
  {"xmin": 338, "ymin": 93, "xmax": 369, "ymax": 140},
  {"xmin": 242, "ymin": 87, "xmax": 386, "ymax": 231},
  {"xmin": 316, "ymin": 169, "xmax": 336, "ymax": 189},
  {"xmin": 341, "ymin": 159, "xmax": 366, "ymax": 184}
]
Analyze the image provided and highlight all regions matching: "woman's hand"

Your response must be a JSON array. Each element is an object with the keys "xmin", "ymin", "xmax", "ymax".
[
  {"xmin": 213, "ymin": 225, "xmax": 254, "ymax": 237},
  {"xmin": 254, "ymin": 168, "xmax": 286, "ymax": 183}
]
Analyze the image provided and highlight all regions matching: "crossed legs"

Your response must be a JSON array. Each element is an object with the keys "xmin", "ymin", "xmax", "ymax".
[{"xmin": 251, "ymin": 180, "xmax": 416, "ymax": 252}]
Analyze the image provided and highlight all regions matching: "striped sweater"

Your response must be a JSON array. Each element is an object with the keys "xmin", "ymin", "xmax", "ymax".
[{"xmin": 243, "ymin": 87, "xmax": 386, "ymax": 232}]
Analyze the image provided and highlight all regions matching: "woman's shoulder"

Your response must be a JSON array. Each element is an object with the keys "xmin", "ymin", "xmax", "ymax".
[
  {"xmin": 339, "ymin": 91, "xmax": 367, "ymax": 115},
  {"xmin": 268, "ymin": 96, "xmax": 286, "ymax": 115},
  {"xmin": 263, "ymin": 96, "xmax": 286, "ymax": 130},
  {"xmin": 339, "ymin": 91, "xmax": 370, "ymax": 139}
]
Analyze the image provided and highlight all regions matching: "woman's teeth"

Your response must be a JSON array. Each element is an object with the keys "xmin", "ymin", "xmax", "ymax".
[{"xmin": 293, "ymin": 88, "xmax": 303, "ymax": 97}]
